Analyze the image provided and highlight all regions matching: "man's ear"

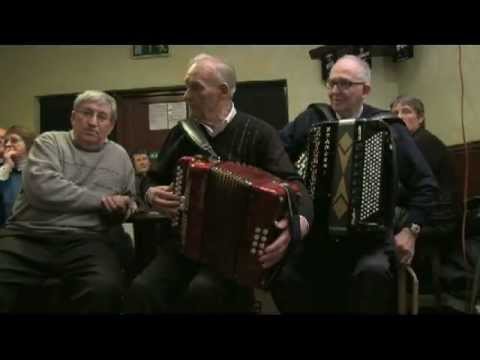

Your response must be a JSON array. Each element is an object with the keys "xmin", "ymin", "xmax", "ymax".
[
  {"xmin": 219, "ymin": 83, "xmax": 230, "ymax": 96},
  {"xmin": 70, "ymin": 110, "xmax": 75, "ymax": 127},
  {"xmin": 362, "ymin": 83, "xmax": 371, "ymax": 98},
  {"xmin": 106, "ymin": 119, "xmax": 116, "ymax": 137}
]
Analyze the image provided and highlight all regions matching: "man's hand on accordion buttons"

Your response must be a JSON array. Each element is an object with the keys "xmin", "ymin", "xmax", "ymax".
[
  {"xmin": 259, "ymin": 218, "xmax": 290, "ymax": 269},
  {"xmin": 146, "ymin": 185, "xmax": 182, "ymax": 219},
  {"xmin": 259, "ymin": 216, "xmax": 309, "ymax": 269}
]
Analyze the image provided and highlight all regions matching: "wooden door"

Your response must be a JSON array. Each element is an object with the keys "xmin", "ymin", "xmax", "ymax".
[
  {"xmin": 114, "ymin": 89, "xmax": 186, "ymax": 156},
  {"xmin": 39, "ymin": 80, "xmax": 289, "ymax": 157}
]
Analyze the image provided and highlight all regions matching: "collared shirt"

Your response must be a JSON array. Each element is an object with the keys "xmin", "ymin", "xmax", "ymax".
[
  {"xmin": 335, "ymin": 105, "xmax": 364, "ymax": 120},
  {"xmin": 0, "ymin": 158, "xmax": 27, "ymax": 181},
  {"xmin": 0, "ymin": 164, "xmax": 11, "ymax": 181},
  {"xmin": 200, "ymin": 103, "xmax": 237, "ymax": 138}
]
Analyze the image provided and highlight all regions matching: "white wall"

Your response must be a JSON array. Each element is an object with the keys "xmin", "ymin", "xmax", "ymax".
[
  {"xmin": 396, "ymin": 45, "xmax": 480, "ymax": 145},
  {"xmin": 0, "ymin": 45, "xmax": 477, "ymax": 146},
  {"xmin": 0, "ymin": 45, "xmax": 397, "ymax": 133}
]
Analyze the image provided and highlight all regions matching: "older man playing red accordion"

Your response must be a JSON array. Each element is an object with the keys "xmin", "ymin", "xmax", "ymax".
[{"xmin": 124, "ymin": 54, "xmax": 313, "ymax": 313}]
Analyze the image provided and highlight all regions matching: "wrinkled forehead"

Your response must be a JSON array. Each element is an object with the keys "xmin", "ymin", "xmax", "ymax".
[
  {"xmin": 133, "ymin": 154, "xmax": 149, "ymax": 161},
  {"xmin": 395, "ymin": 103, "xmax": 421, "ymax": 116},
  {"xmin": 329, "ymin": 59, "xmax": 363, "ymax": 80},
  {"xmin": 393, "ymin": 102, "xmax": 411, "ymax": 109},
  {"xmin": 75, "ymin": 100, "xmax": 112, "ymax": 113},
  {"xmin": 185, "ymin": 62, "xmax": 220, "ymax": 84},
  {"xmin": 5, "ymin": 132, "xmax": 23, "ymax": 139}
]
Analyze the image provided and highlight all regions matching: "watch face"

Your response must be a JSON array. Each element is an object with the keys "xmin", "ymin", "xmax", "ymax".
[{"xmin": 410, "ymin": 223, "xmax": 421, "ymax": 234}]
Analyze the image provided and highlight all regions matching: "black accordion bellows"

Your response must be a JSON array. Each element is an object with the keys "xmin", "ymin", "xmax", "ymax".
[{"xmin": 300, "ymin": 118, "xmax": 398, "ymax": 237}]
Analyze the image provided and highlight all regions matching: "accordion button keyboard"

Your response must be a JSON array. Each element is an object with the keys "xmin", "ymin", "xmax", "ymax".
[
  {"xmin": 252, "ymin": 241, "xmax": 258, "ymax": 247},
  {"xmin": 262, "ymin": 229, "xmax": 269, "ymax": 235},
  {"xmin": 251, "ymin": 249, "xmax": 257, "ymax": 255},
  {"xmin": 261, "ymin": 236, "xmax": 267, "ymax": 243},
  {"xmin": 255, "ymin": 227, "xmax": 261, "ymax": 234},
  {"xmin": 254, "ymin": 234, "xmax": 260, "ymax": 241}
]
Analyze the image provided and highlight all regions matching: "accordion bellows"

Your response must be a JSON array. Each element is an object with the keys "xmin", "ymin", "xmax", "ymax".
[
  {"xmin": 172, "ymin": 156, "xmax": 298, "ymax": 288},
  {"xmin": 299, "ymin": 118, "xmax": 397, "ymax": 237}
]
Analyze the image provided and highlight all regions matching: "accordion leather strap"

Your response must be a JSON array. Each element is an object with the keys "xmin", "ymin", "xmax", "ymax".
[
  {"xmin": 376, "ymin": 115, "xmax": 401, "ymax": 227},
  {"xmin": 284, "ymin": 184, "xmax": 301, "ymax": 245},
  {"xmin": 264, "ymin": 183, "xmax": 301, "ymax": 289},
  {"xmin": 308, "ymin": 103, "xmax": 337, "ymax": 123},
  {"xmin": 179, "ymin": 118, "xmax": 220, "ymax": 160}
]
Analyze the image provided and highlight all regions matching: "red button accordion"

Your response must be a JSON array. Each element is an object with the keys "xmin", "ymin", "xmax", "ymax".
[{"xmin": 171, "ymin": 156, "xmax": 299, "ymax": 289}]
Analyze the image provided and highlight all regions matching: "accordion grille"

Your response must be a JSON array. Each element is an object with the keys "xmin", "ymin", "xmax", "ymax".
[{"xmin": 360, "ymin": 132, "xmax": 383, "ymax": 221}]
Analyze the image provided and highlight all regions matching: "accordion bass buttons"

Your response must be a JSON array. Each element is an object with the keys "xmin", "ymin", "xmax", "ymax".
[{"xmin": 251, "ymin": 227, "xmax": 270, "ymax": 256}]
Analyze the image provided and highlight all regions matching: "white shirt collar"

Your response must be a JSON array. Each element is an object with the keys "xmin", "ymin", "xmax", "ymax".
[
  {"xmin": 201, "ymin": 103, "xmax": 237, "ymax": 137},
  {"xmin": 335, "ymin": 105, "xmax": 364, "ymax": 120}
]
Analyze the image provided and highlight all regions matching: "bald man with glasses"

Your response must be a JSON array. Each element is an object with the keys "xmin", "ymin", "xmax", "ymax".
[{"xmin": 274, "ymin": 55, "xmax": 437, "ymax": 314}]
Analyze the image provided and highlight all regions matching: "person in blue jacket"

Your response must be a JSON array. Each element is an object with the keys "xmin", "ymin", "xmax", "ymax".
[{"xmin": 0, "ymin": 126, "xmax": 36, "ymax": 226}]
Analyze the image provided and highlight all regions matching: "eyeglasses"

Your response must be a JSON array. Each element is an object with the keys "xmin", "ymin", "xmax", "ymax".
[
  {"xmin": 5, "ymin": 136, "xmax": 25, "ymax": 146},
  {"xmin": 326, "ymin": 79, "xmax": 365, "ymax": 91},
  {"xmin": 75, "ymin": 108, "xmax": 111, "ymax": 122}
]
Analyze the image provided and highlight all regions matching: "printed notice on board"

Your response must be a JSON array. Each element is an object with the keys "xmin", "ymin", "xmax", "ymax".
[
  {"xmin": 167, "ymin": 102, "xmax": 187, "ymax": 129},
  {"xmin": 149, "ymin": 102, "xmax": 187, "ymax": 130},
  {"xmin": 148, "ymin": 103, "xmax": 168, "ymax": 130}
]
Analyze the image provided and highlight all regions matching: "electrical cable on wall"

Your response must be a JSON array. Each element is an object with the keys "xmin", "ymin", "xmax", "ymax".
[{"xmin": 458, "ymin": 45, "xmax": 470, "ymax": 271}]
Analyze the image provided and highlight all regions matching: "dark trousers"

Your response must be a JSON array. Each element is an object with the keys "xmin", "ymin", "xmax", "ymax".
[
  {"xmin": 0, "ymin": 230, "xmax": 125, "ymax": 313},
  {"xmin": 271, "ymin": 232, "xmax": 397, "ymax": 314},
  {"xmin": 411, "ymin": 223, "xmax": 456, "ymax": 293},
  {"xmin": 124, "ymin": 241, "xmax": 254, "ymax": 313}
]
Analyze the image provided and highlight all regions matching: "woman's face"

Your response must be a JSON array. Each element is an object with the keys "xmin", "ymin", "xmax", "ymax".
[
  {"xmin": 4, "ymin": 133, "xmax": 27, "ymax": 161},
  {"xmin": 391, "ymin": 103, "xmax": 424, "ymax": 134}
]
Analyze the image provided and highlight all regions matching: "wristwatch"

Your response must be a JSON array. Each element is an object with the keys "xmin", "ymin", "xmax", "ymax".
[{"xmin": 407, "ymin": 223, "xmax": 422, "ymax": 237}]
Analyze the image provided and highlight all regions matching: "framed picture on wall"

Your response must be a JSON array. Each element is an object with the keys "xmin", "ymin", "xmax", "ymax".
[{"xmin": 132, "ymin": 45, "xmax": 170, "ymax": 59}]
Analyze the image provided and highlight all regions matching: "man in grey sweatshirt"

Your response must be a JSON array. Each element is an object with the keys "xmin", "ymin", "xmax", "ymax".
[{"xmin": 0, "ymin": 90, "xmax": 137, "ymax": 313}]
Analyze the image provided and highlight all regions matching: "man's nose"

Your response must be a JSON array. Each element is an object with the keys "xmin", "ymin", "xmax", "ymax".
[
  {"xmin": 87, "ymin": 114, "xmax": 100, "ymax": 126},
  {"xmin": 329, "ymin": 84, "xmax": 341, "ymax": 93},
  {"xmin": 184, "ymin": 88, "xmax": 192, "ymax": 101}
]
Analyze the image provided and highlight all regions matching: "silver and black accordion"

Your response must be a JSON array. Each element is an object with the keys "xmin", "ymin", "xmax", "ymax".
[
  {"xmin": 297, "ymin": 118, "xmax": 397, "ymax": 236},
  {"xmin": 171, "ymin": 155, "xmax": 300, "ymax": 289}
]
